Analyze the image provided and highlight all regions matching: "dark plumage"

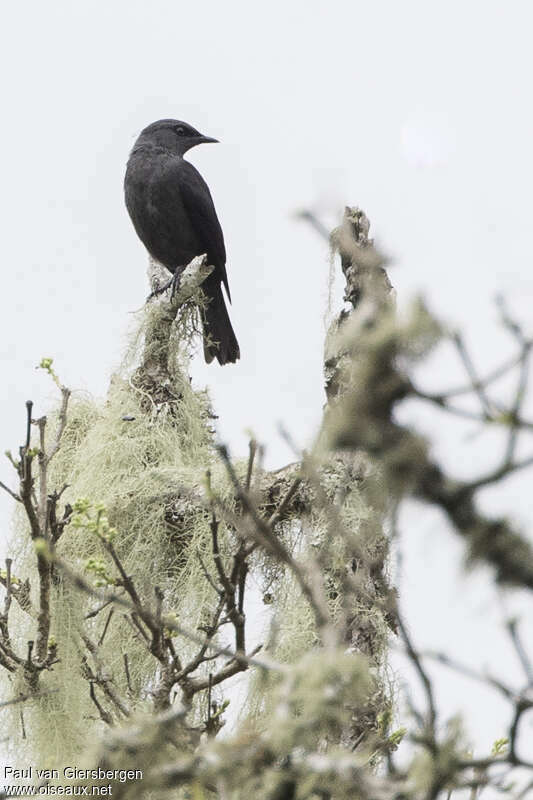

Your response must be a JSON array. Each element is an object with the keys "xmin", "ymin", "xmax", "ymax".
[{"xmin": 124, "ymin": 118, "xmax": 240, "ymax": 365}]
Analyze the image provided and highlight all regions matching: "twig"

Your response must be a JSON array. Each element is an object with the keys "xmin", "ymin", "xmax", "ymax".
[
  {"xmin": 463, "ymin": 453, "xmax": 533, "ymax": 493},
  {"xmin": 85, "ymin": 595, "xmax": 118, "ymax": 620},
  {"xmin": 410, "ymin": 384, "xmax": 533, "ymax": 431},
  {"xmin": 245, "ymin": 439, "xmax": 257, "ymax": 491},
  {"xmin": 89, "ymin": 682, "xmax": 113, "ymax": 726},
  {"xmin": 0, "ymin": 481, "xmax": 21, "ymax": 503},
  {"xmin": 452, "ymin": 332, "xmax": 495, "ymax": 418},
  {"xmin": 216, "ymin": 445, "xmax": 332, "ymax": 640},
  {"xmin": 196, "ymin": 552, "xmax": 222, "ymax": 596},
  {"xmin": 296, "ymin": 209, "xmax": 332, "ymax": 241},
  {"xmin": 176, "ymin": 595, "xmax": 225, "ymax": 681},
  {"xmin": 97, "ymin": 608, "xmax": 114, "ymax": 646},
  {"xmin": 54, "ymin": 553, "xmax": 277, "ymax": 673},
  {"xmin": 0, "ymin": 688, "xmax": 58, "ymax": 709},
  {"xmin": 397, "ymin": 615, "xmax": 437, "ymax": 736},
  {"xmin": 46, "ymin": 386, "xmax": 71, "ymax": 464},
  {"xmin": 123, "ymin": 653, "xmax": 132, "ymax": 693},
  {"xmin": 3, "ymin": 559, "xmax": 12, "ymax": 619},
  {"xmin": 411, "ymin": 345, "xmax": 531, "ymax": 402},
  {"xmin": 82, "ymin": 633, "xmax": 130, "ymax": 717},
  {"xmin": 505, "ymin": 619, "xmax": 533, "ymax": 686},
  {"xmin": 267, "ymin": 475, "xmax": 302, "ymax": 529},
  {"xmin": 420, "ymin": 650, "xmax": 514, "ymax": 700},
  {"xmin": 24, "ymin": 401, "xmax": 33, "ymax": 449}
]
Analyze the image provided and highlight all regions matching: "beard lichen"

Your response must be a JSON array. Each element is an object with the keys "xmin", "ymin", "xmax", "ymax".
[
  {"xmin": 1, "ymin": 305, "xmax": 237, "ymax": 767},
  {"xmin": 1, "ymin": 291, "xmax": 395, "ymax": 784}
]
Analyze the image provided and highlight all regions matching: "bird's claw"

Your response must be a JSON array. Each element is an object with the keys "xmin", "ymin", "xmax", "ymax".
[
  {"xmin": 169, "ymin": 270, "xmax": 182, "ymax": 301},
  {"xmin": 146, "ymin": 271, "xmax": 182, "ymax": 303}
]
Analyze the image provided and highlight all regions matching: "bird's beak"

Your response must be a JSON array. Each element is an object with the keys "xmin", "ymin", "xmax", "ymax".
[{"xmin": 199, "ymin": 135, "xmax": 219, "ymax": 144}]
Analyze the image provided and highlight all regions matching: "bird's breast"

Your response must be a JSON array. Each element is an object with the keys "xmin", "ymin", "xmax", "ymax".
[{"xmin": 125, "ymin": 153, "xmax": 201, "ymax": 273}]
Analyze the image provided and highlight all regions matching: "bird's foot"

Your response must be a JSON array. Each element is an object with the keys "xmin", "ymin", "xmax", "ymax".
[
  {"xmin": 146, "ymin": 271, "xmax": 182, "ymax": 303},
  {"xmin": 169, "ymin": 270, "xmax": 182, "ymax": 301},
  {"xmin": 146, "ymin": 279, "xmax": 171, "ymax": 302}
]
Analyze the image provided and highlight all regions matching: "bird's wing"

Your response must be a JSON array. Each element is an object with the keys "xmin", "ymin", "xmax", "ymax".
[{"xmin": 177, "ymin": 160, "xmax": 231, "ymax": 302}]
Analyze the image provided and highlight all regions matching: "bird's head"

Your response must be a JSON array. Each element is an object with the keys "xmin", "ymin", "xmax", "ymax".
[{"xmin": 134, "ymin": 119, "xmax": 219, "ymax": 156}]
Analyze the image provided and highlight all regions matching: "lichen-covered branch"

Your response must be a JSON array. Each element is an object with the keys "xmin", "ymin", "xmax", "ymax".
[
  {"xmin": 1, "ymin": 207, "xmax": 532, "ymax": 799},
  {"xmin": 0, "ymin": 365, "xmax": 69, "ymax": 691}
]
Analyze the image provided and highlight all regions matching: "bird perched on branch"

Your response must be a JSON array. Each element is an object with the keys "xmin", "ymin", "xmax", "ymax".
[{"xmin": 124, "ymin": 119, "xmax": 240, "ymax": 365}]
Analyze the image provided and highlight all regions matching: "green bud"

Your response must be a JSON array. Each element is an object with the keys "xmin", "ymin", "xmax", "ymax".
[
  {"xmin": 73, "ymin": 497, "xmax": 91, "ymax": 514},
  {"xmin": 492, "ymin": 737, "xmax": 509, "ymax": 755},
  {"xmin": 388, "ymin": 727, "xmax": 407, "ymax": 750}
]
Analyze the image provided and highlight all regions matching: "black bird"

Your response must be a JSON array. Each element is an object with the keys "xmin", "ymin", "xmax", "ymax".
[{"xmin": 124, "ymin": 119, "xmax": 240, "ymax": 365}]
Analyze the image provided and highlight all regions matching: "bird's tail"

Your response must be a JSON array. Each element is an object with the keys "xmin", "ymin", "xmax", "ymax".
[{"xmin": 202, "ymin": 281, "xmax": 240, "ymax": 365}]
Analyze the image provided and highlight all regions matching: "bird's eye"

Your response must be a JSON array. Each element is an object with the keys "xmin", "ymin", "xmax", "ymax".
[{"xmin": 175, "ymin": 126, "xmax": 187, "ymax": 136}]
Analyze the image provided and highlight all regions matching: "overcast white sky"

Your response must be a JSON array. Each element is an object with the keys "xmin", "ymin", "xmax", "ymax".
[{"xmin": 1, "ymin": 0, "xmax": 533, "ymax": 779}]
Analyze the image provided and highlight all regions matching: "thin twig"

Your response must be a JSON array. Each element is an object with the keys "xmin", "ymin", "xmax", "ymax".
[
  {"xmin": 54, "ymin": 554, "xmax": 277, "ymax": 673},
  {"xmin": 420, "ymin": 650, "xmax": 514, "ymax": 700},
  {"xmin": 452, "ymin": 332, "xmax": 495, "ymax": 417},
  {"xmin": 123, "ymin": 653, "xmax": 132, "ymax": 693},
  {"xmin": 97, "ymin": 608, "xmax": 114, "ymax": 646},
  {"xmin": 0, "ymin": 688, "xmax": 58, "ymax": 710},
  {"xmin": 196, "ymin": 551, "xmax": 222, "ymax": 595},
  {"xmin": 397, "ymin": 616, "xmax": 437, "ymax": 736},
  {"xmin": 463, "ymin": 454, "xmax": 533, "ymax": 493},
  {"xmin": 245, "ymin": 439, "xmax": 257, "ymax": 492},
  {"xmin": 505, "ymin": 619, "xmax": 533, "ymax": 686},
  {"xmin": 85, "ymin": 595, "xmax": 118, "ymax": 620},
  {"xmin": 0, "ymin": 481, "xmax": 21, "ymax": 503},
  {"xmin": 89, "ymin": 682, "xmax": 113, "ymax": 726}
]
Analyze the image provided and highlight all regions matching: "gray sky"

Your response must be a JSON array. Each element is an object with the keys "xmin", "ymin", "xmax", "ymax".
[{"xmin": 1, "ymin": 0, "xmax": 533, "ymax": 775}]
